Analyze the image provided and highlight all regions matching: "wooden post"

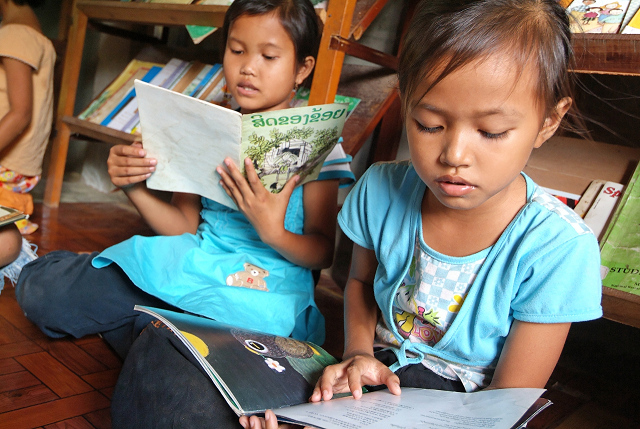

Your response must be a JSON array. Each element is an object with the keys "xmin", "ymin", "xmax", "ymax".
[
  {"xmin": 308, "ymin": 0, "xmax": 357, "ymax": 106},
  {"xmin": 44, "ymin": 0, "xmax": 88, "ymax": 207}
]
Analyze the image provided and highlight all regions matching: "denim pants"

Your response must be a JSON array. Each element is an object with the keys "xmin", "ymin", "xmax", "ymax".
[{"xmin": 15, "ymin": 250, "xmax": 179, "ymax": 358}]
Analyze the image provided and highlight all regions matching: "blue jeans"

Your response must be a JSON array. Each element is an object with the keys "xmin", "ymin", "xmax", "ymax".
[{"xmin": 15, "ymin": 250, "xmax": 179, "ymax": 358}]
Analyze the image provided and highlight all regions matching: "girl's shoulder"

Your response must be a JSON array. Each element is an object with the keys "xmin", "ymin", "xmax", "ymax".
[
  {"xmin": 522, "ymin": 173, "xmax": 594, "ymax": 238},
  {"xmin": 0, "ymin": 24, "xmax": 52, "ymax": 51},
  {"xmin": 363, "ymin": 160, "xmax": 416, "ymax": 184}
]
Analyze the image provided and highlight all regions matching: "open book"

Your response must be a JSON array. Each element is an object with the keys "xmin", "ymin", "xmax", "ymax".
[
  {"xmin": 0, "ymin": 205, "xmax": 27, "ymax": 228},
  {"xmin": 134, "ymin": 306, "xmax": 338, "ymax": 415},
  {"xmin": 135, "ymin": 306, "xmax": 550, "ymax": 428},
  {"xmin": 134, "ymin": 80, "xmax": 348, "ymax": 209}
]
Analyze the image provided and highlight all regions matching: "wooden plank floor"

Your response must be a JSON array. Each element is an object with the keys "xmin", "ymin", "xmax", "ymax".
[
  {"xmin": 0, "ymin": 202, "xmax": 152, "ymax": 429},
  {"xmin": 1, "ymin": 202, "xmax": 639, "ymax": 428}
]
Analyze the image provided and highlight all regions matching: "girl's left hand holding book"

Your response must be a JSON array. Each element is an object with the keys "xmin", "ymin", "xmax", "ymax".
[{"xmin": 217, "ymin": 156, "xmax": 298, "ymax": 245}]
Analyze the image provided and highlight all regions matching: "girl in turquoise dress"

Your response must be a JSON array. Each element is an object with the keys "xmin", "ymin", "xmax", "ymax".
[{"xmin": 16, "ymin": 4, "xmax": 342, "ymax": 420}]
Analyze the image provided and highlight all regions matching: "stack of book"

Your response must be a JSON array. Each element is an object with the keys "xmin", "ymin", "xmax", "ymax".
[
  {"xmin": 550, "ymin": 161, "xmax": 640, "ymax": 297},
  {"xmin": 565, "ymin": 0, "xmax": 640, "ymax": 34},
  {"xmin": 77, "ymin": 57, "xmax": 361, "ymax": 136},
  {"xmin": 78, "ymin": 58, "xmax": 229, "ymax": 134}
]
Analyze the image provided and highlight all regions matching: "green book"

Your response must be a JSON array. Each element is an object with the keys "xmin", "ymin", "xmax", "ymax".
[
  {"xmin": 134, "ymin": 80, "xmax": 348, "ymax": 210},
  {"xmin": 599, "ymin": 161, "xmax": 640, "ymax": 296}
]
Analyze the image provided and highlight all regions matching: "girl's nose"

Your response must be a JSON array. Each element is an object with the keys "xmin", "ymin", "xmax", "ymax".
[
  {"xmin": 240, "ymin": 59, "xmax": 256, "ymax": 76},
  {"xmin": 440, "ymin": 129, "xmax": 471, "ymax": 167}
]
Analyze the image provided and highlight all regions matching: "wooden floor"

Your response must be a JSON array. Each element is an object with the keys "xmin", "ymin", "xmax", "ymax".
[
  {"xmin": 0, "ymin": 203, "xmax": 152, "ymax": 429},
  {"xmin": 1, "ymin": 202, "xmax": 639, "ymax": 428}
]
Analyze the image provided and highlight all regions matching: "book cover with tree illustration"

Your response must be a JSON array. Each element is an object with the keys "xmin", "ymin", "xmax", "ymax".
[
  {"xmin": 134, "ymin": 80, "xmax": 348, "ymax": 209},
  {"xmin": 134, "ymin": 306, "xmax": 337, "ymax": 416}
]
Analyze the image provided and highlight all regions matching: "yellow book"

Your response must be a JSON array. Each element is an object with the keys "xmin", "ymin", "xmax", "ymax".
[{"xmin": 78, "ymin": 59, "xmax": 163, "ymax": 123}]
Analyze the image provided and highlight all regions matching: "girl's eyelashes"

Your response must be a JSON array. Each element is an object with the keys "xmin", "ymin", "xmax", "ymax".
[
  {"xmin": 479, "ymin": 130, "xmax": 508, "ymax": 140},
  {"xmin": 263, "ymin": 55, "xmax": 278, "ymax": 61},
  {"xmin": 413, "ymin": 120, "xmax": 442, "ymax": 134},
  {"xmin": 413, "ymin": 119, "xmax": 509, "ymax": 140}
]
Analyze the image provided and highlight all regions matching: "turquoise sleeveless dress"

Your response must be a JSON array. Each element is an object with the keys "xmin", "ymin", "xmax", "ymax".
[{"xmin": 92, "ymin": 186, "xmax": 325, "ymax": 344}]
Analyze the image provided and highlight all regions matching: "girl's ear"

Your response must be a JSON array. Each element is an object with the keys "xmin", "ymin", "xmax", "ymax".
[
  {"xmin": 534, "ymin": 97, "xmax": 572, "ymax": 148},
  {"xmin": 295, "ymin": 56, "xmax": 315, "ymax": 86}
]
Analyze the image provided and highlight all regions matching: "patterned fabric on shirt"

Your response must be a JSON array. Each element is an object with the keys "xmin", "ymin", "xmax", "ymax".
[{"xmin": 376, "ymin": 233, "xmax": 495, "ymax": 391}]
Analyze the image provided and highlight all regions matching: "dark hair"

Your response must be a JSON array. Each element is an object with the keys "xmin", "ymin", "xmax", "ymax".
[
  {"xmin": 12, "ymin": 0, "xmax": 45, "ymax": 7},
  {"xmin": 398, "ymin": 0, "xmax": 577, "ymax": 127},
  {"xmin": 222, "ymin": 0, "xmax": 320, "ymax": 66}
]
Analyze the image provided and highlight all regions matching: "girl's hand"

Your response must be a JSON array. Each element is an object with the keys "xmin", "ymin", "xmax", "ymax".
[
  {"xmin": 310, "ymin": 354, "xmax": 401, "ymax": 402},
  {"xmin": 107, "ymin": 141, "xmax": 157, "ymax": 189},
  {"xmin": 217, "ymin": 157, "xmax": 297, "ymax": 244},
  {"xmin": 239, "ymin": 409, "xmax": 311, "ymax": 429}
]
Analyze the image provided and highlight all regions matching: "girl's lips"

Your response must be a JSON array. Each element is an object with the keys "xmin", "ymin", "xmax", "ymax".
[
  {"xmin": 436, "ymin": 177, "xmax": 476, "ymax": 197},
  {"xmin": 236, "ymin": 82, "xmax": 258, "ymax": 96}
]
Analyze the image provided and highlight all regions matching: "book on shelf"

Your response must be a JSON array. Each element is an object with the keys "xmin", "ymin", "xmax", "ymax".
[
  {"xmin": 76, "ymin": 58, "xmax": 357, "ymax": 139},
  {"xmin": 599, "ymin": 162, "xmax": 640, "ymax": 297},
  {"xmin": 135, "ymin": 80, "xmax": 348, "ymax": 209},
  {"xmin": 77, "ymin": 59, "xmax": 163, "ymax": 124},
  {"xmin": 0, "ymin": 205, "xmax": 27, "ymax": 228},
  {"xmin": 620, "ymin": 0, "xmax": 640, "ymax": 31},
  {"xmin": 136, "ymin": 305, "xmax": 551, "ymax": 428},
  {"xmin": 566, "ymin": 0, "xmax": 630, "ymax": 34},
  {"xmin": 581, "ymin": 180, "xmax": 623, "ymax": 241},
  {"xmin": 573, "ymin": 179, "xmax": 607, "ymax": 218},
  {"xmin": 622, "ymin": 0, "xmax": 640, "ymax": 32}
]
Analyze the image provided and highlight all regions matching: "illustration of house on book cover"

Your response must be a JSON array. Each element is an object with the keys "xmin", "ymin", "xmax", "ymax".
[{"xmin": 248, "ymin": 128, "xmax": 338, "ymax": 192}]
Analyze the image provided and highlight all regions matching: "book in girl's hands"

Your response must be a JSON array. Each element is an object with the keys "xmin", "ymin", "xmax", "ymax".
[
  {"xmin": 134, "ymin": 305, "xmax": 337, "ymax": 416},
  {"xmin": 599, "ymin": 162, "xmax": 640, "ymax": 296},
  {"xmin": 134, "ymin": 79, "xmax": 348, "ymax": 209},
  {"xmin": 276, "ymin": 388, "xmax": 551, "ymax": 429},
  {"xmin": 0, "ymin": 205, "xmax": 27, "ymax": 228},
  {"xmin": 135, "ymin": 306, "xmax": 550, "ymax": 427}
]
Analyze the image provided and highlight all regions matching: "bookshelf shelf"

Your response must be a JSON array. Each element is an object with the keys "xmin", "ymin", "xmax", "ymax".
[
  {"xmin": 573, "ymin": 33, "xmax": 640, "ymax": 76},
  {"xmin": 44, "ymin": 0, "xmax": 406, "ymax": 207}
]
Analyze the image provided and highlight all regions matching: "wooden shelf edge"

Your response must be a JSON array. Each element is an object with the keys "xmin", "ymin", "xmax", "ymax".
[
  {"xmin": 350, "ymin": 0, "xmax": 390, "ymax": 40},
  {"xmin": 573, "ymin": 33, "xmax": 640, "ymax": 76},
  {"xmin": 76, "ymin": 0, "xmax": 228, "ymax": 27},
  {"xmin": 63, "ymin": 116, "xmax": 138, "ymax": 146},
  {"xmin": 602, "ymin": 286, "xmax": 640, "ymax": 329}
]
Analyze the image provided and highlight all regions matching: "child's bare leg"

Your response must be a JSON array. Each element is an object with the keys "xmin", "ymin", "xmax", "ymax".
[{"xmin": 0, "ymin": 224, "xmax": 22, "ymax": 267}]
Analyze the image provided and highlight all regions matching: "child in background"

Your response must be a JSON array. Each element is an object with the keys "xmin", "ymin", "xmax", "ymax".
[
  {"xmin": 0, "ymin": 0, "xmax": 52, "ymax": 287},
  {"xmin": 243, "ymin": 0, "xmax": 603, "ymax": 427},
  {"xmin": 17, "ymin": 0, "xmax": 347, "ymax": 425}
]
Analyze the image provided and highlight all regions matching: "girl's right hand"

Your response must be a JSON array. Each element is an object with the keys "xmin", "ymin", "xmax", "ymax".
[
  {"xmin": 310, "ymin": 354, "xmax": 401, "ymax": 402},
  {"xmin": 107, "ymin": 141, "xmax": 157, "ymax": 189}
]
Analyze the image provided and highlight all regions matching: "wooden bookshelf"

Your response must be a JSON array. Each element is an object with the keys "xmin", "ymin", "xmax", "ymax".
[{"xmin": 44, "ymin": 0, "xmax": 405, "ymax": 207}]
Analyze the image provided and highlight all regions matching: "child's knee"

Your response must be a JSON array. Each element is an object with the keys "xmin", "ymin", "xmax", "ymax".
[{"xmin": 0, "ymin": 224, "xmax": 22, "ymax": 266}]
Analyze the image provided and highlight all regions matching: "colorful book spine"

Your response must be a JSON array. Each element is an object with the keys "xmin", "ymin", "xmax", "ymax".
[
  {"xmin": 100, "ymin": 66, "xmax": 163, "ymax": 127},
  {"xmin": 583, "ymin": 181, "xmax": 623, "ymax": 240}
]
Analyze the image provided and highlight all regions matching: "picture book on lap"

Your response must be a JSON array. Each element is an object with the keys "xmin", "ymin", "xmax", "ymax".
[
  {"xmin": 134, "ymin": 80, "xmax": 348, "ymax": 209},
  {"xmin": 134, "ymin": 306, "xmax": 337, "ymax": 416},
  {"xmin": 136, "ymin": 306, "xmax": 551, "ymax": 428}
]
